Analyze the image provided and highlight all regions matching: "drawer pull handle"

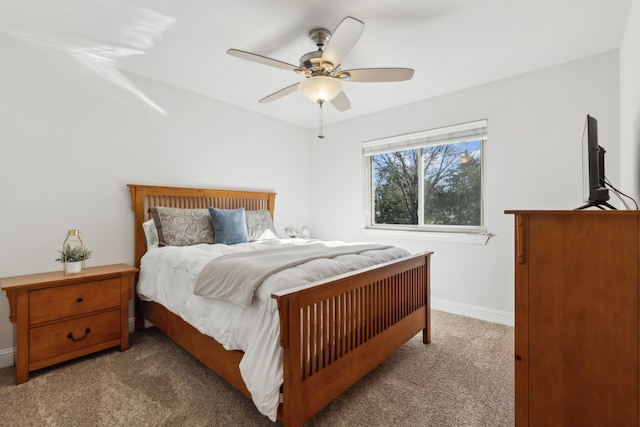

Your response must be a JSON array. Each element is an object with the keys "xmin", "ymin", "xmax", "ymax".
[
  {"xmin": 67, "ymin": 327, "xmax": 91, "ymax": 341},
  {"xmin": 76, "ymin": 297, "xmax": 83, "ymax": 303}
]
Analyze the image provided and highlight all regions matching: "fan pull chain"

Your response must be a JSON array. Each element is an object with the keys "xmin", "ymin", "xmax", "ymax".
[{"xmin": 318, "ymin": 100, "xmax": 324, "ymax": 139}]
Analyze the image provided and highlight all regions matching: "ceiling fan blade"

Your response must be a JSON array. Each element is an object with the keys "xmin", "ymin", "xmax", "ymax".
[
  {"xmin": 227, "ymin": 49, "xmax": 300, "ymax": 73},
  {"xmin": 339, "ymin": 68, "xmax": 415, "ymax": 82},
  {"xmin": 330, "ymin": 91, "xmax": 351, "ymax": 111},
  {"xmin": 259, "ymin": 82, "xmax": 300, "ymax": 103},
  {"xmin": 321, "ymin": 17, "xmax": 364, "ymax": 69}
]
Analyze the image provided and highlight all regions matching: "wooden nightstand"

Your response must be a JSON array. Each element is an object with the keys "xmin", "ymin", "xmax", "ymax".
[{"xmin": 1, "ymin": 263, "xmax": 138, "ymax": 384}]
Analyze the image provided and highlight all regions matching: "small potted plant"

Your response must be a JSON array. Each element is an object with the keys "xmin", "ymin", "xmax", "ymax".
[{"xmin": 56, "ymin": 244, "xmax": 92, "ymax": 274}]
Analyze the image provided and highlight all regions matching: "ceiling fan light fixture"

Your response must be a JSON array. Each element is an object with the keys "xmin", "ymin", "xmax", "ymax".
[{"xmin": 298, "ymin": 76, "xmax": 342, "ymax": 103}]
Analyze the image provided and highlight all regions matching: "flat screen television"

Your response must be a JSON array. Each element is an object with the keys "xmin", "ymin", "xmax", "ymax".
[{"xmin": 577, "ymin": 114, "xmax": 615, "ymax": 210}]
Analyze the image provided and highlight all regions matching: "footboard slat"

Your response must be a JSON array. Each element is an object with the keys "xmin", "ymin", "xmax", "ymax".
[{"xmin": 273, "ymin": 252, "xmax": 431, "ymax": 426}]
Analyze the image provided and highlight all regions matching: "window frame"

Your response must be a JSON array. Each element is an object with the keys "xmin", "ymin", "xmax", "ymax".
[{"xmin": 363, "ymin": 120, "xmax": 488, "ymax": 235}]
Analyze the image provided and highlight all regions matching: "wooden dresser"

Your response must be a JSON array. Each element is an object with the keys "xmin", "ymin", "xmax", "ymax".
[
  {"xmin": 1, "ymin": 263, "xmax": 138, "ymax": 384},
  {"xmin": 506, "ymin": 210, "xmax": 639, "ymax": 426}
]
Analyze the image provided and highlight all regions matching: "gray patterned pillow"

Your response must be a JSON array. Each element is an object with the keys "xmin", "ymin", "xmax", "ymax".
[
  {"xmin": 245, "ymin": 210, "xmax": 278, "ymax": 241},
  {"xmin": 150, "ymin": 207, "xmax": 214, "ymax": 246}
]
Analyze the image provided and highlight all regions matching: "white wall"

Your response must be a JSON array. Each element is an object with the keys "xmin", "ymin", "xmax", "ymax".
[
  {"xmin": 620, "ymin": 0, "xmax": 640, "ymax": 201},
  {"xmin": 308, "ymin": 52, "xmax": 621, "ymax": 324},
  {"xmin": 0, "ymin": 28, "xmax": 627, "ymax": 365},
  {"xmin": 0, "ymin": 34, "xmax": 313, "ymax": 357}
]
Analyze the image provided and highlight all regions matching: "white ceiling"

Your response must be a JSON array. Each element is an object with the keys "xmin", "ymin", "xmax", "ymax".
[{"xmin": 0, "ymin": 0, "xmax": 632, "ymax": 128}]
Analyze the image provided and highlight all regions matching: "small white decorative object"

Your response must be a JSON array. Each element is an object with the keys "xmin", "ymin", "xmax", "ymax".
[
  {"xmin": 284, "ymin": 226, "xmax": 299, "ymax": 238},
  {"xmin": 300, "ymin": 227, "xmax": 310, "ymax": 239}
]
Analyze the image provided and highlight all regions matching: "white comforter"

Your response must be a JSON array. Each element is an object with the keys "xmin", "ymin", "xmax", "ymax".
[{"xmin": 137, "ymin": 238, "xmax": 410, "ymax": 421}]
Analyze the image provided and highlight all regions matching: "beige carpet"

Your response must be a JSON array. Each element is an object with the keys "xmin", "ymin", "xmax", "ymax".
[{"xmin": 0, "ymin": 310, "xmax": 514, "ymax": 426}]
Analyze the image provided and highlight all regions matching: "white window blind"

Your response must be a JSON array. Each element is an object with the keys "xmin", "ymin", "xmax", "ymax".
[{"xmin": 362, "ymin": 119, "xmax": 488, "ymax": 156}]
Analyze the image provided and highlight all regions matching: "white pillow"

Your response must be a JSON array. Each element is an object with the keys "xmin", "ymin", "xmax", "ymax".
[{"xmin": 142, "ymin": 218, "xmax": 159, "ymax": 248}]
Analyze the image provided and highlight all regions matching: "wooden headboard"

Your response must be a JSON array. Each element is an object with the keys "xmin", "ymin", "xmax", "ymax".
[{"xmin": 128, "ymin": 184, "xmax": 277, "ymax": 267}]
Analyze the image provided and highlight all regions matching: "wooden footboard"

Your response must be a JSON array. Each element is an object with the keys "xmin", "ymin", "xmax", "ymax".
[{"xmin": 273, "ymin": 252, "xmax": 431, "ymax": 426}]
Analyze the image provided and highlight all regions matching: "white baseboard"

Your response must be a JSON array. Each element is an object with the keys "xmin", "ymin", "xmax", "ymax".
[
  {"xmin": 0, "ymin": 346, "xmax": 14, "ymax": 370},
  {"xmin": 0, "ymin": 317, "xmax": 138, "ymax": 369},
  {"xmin": 431, "ymin": 297, "xmax": 514, "ymax": 326}
]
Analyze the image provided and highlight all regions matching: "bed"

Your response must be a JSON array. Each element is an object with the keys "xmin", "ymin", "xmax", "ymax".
[{"xmin": 128, "ymin": 184, "xmax": 432, "ymax": 426}]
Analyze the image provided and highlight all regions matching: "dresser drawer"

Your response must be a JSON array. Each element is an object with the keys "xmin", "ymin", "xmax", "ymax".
[
  {"xmin": 29, "ymin": 309, "xmax": 120, "ymax": 364},
  {"xmin": 29, "ymin": 278, "xmax": 121, "ymax": 324}
]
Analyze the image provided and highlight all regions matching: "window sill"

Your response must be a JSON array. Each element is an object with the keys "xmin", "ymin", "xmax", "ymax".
[{"xmin": 361, "ymin": 228, "xmax": 491, "ymax": 245}]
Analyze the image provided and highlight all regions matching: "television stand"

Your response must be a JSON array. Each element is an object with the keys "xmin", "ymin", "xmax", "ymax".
[{"xmin": 575, "ymin": 200, "xmax": 617, "ymax": 210}]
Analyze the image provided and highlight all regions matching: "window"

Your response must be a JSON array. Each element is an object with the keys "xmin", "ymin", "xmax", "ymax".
[{"xmin": 363, "ymin": 120, "xmax": 487, "ymax": 234}]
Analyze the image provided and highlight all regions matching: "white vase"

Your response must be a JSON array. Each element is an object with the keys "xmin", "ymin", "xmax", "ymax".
[{"xmin": 66, "ymin": 261, "xmax": 83, "ymax": 274}]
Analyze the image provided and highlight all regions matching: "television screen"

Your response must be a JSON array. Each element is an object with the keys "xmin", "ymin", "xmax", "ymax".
[{"xmin": 578, "ymin": 115, "xmax": 613, "ymax": 209}]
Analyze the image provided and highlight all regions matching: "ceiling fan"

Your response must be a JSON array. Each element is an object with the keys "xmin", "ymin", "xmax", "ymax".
[{"xmin": 227, "ymin": 16, "xmax": 414, "ymax": 137}]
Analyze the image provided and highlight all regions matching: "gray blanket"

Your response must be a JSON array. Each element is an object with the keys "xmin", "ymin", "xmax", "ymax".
[{"xmin": 193, "ymin": 242, "xmax": 391, "ymax": 306}]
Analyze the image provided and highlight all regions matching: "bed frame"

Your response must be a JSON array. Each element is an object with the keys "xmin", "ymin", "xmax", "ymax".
[{"xmin": 128, "ymin": 184, "xmax": 432, "ymax": 426}]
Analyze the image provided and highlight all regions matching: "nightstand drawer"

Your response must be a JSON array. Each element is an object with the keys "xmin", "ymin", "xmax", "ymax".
[
  {"xmin": 29, "ymin": 309, "xmax": 120, "ymax": 364},
  {"xmin": 29, "ymin": 278, "xmax": 121, "ymax": 324}
]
